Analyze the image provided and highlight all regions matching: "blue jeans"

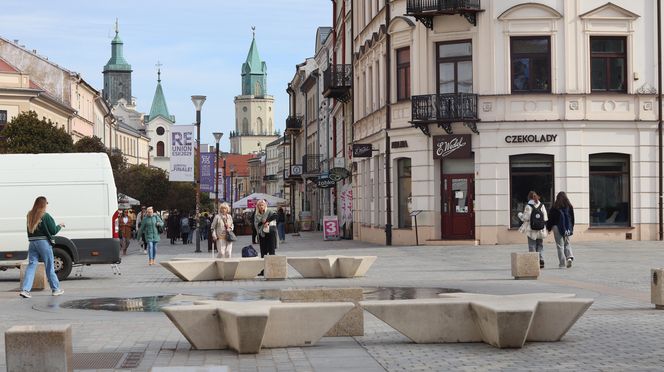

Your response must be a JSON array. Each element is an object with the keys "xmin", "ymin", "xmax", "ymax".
[
  {"xmin": 527, "ymin": 237, "xmax": 544, "ymax": 260},
  {"xmin": 147, "ymin": 241, "xmax": 158, "ymax": 260},
  {"xmin": 22, "ymin": 239, "xmax": 60, "ymax": 292},
  {"xmin": 277, "ymin": 222, "xmax": 286, "ymax": 241}
]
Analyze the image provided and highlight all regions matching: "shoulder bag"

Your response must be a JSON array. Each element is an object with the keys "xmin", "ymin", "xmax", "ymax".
[{"xmin": 224, "ymin": 216, "xmax": 237, "ymax": 242}]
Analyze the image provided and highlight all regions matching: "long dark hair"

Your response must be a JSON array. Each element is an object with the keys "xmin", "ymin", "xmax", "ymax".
[
  {"xmin": 527, "ymin": 191, "xmax": 539, "ymax": 202},
  {"xmin": 27, "ymin": 196, "xmax": 47, "ymax": 233},
  {"xmin": 553, "ymin": 191, "xmax": 572, "ymax": 209}
]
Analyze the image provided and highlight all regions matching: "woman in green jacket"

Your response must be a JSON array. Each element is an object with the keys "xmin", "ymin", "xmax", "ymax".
[{"xmin": 139, "ymin": 207, "xmax": 164, "ymax": 265}]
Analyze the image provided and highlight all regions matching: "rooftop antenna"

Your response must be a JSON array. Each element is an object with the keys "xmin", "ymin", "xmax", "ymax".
[
  {"xmin": 155, "ymin": 60, "xmax": 163, "ymax": 82},
  {"xmin": 251, "ymin": 26, "xmax": 256, "ymax": 38}
]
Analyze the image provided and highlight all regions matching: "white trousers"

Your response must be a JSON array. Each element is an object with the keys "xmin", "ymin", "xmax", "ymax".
[{"xmin": 216, "ymin": 238, "xmax": 233, "ymax": 258}]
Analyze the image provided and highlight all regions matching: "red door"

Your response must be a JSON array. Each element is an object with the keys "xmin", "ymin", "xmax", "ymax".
[{"xmin": 442, "ymin": 174, "xmax": 475, "ymax": 239}]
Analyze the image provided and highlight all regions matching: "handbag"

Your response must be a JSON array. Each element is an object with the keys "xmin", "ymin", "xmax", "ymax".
[
  {"xmin": 223, "ymin": 216, "xmax": 236, "ymax": 241},
  {"xmin": 40, "ymin": 220, "xmax": 56, "ymax": 247}
]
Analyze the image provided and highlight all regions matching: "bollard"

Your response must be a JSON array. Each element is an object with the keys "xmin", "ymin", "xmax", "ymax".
[{"xmin": 652, "ymin": 268, "xmax": 664, "ymax": 309}]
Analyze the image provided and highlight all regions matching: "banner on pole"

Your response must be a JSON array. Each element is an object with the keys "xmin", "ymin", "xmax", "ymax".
[
  {"xmin": 200, "ymin": 152, "xmax": 215, "ymax": 192},
  {"xmin": 169, "ymin": 125, "xmax": 195, "ymax": 182}
]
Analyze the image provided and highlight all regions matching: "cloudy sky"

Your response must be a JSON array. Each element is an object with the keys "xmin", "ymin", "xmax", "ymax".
[{"xmin": 0, "ymin": 1, "xmax": 331, "ymax": 151}]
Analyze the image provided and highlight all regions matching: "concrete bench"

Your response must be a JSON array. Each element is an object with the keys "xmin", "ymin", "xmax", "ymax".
[
  {"xmin": 160, "ymin": 258, "xmax": 264, "ymax": 281},
  {"xmin": 360, "ymin": 293, "xmax": 593, "ymax": 349},
  {"xmin": 280, "ymin": 288, "xmax": 364, "ymax": 336},
  {"xmin": 511, "ymin": 252, "xmax": 540, "ymax": 279},
  {"xmin": 20, "ymin": 262, "xmax": 49, "ymax": 290},
  {"xmin": 163, "ymin": 300, "xmax": 354, "ymax": 354},
  {"xmin": 264, "ymin": 255, "xmax": 288, "ymax": 280},
  {"xmin": 287, "ymin": 255, "xmax": 377, "ymax": 278},
  {"xmin": 5, "ymin": 324, "xmax": 73, "ymax": 372}
]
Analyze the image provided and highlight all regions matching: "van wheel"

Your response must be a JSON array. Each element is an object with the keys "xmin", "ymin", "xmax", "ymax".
[{"xmin": 53, "ymin": 247, "xmax": 73, "ymax": 281}]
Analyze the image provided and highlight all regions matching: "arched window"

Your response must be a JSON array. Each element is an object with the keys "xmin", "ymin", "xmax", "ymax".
[
  {"xmin": 242, "ymin": 118, "xmax": 249, "ymax": 134},
  {"xmin": 255, "ymin": 81, "xmax": 262, "ymax": 96},
  {"xmin": 257, "ymin": 117, "xmax": 264, "ymax": 134},
  {"xmin": 156, "ymin": 141, "xmax": 165, "ymax": 157}
]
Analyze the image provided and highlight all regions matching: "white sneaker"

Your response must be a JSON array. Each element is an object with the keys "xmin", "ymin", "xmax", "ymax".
[
  {"xmin": 19, "ymin": 291, "xmax": 31, "ymax": 298},
  {"xmin": 52, "ymin": 289, "xmax": 64, "ymax": 296},
  {"xmin": 566, "ymin": 258, "xmax": 573, "ymax": 268}
]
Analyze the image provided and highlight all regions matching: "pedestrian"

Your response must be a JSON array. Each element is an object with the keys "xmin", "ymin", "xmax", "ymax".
[
  {"xmin": 188, "ymin": 214, "xmax": 196, "ymax": 244},
  {"xmin": 119, "ymin": 210, "xmax": 133, "ymax": 256},
  {"xmin": 546, "ymin": 191, "xmax": 575, "ymax": 268},
  {"xmin": 212, "ymin": 203, "xmax": 235, "ymax": 258},
  {"xmin": 254, "ymin": 199, "xmax": 278, "ymax": 258},
  {"xmin": 20, "ymin": 196, "xmax": 65, "ymax": 298},
  {"xmin": 276, "ymin": 207, "xmax": 286, "ymax": 243},
  {"xmin": 207, "ymin": 213, "xmax": 216, "ymax": 253},
  {"xmin": 136, "ymin": 206, "xmax": 148, "ymax": 254},
  {"xmin": 180, "ymin": 213, "xmax": 191, "ymax": 244},
  {"xmin": 139, "ymin": 206, "xmax": 164, "ymax": 266},
  {"xmin": 250, "ymin": 207, "xmax": 258, "ymax": 244},
  {"xmin": 167, "ymin": 209, "xmax": 180, "ymax": 245},
  {"xmin": 518, "ymin": 191, "xmax": 548, "ymax": 268}
]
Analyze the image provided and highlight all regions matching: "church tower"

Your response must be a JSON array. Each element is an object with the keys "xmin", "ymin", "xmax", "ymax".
[
  {"xmin": 103, "ymin": 19, "xmax": 132, "ymax": 106},
  {"xmin": 231, "ymin": 29, "xmax": 277, "ymax": 154},
  {"xmin": 144, "ymin": 66, "xmax": 175, "ymax": 172}
]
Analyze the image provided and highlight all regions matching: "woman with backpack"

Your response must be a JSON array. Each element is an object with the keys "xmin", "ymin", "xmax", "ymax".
[
  {"xmin": 518, "ymin": 191, "xmax": 548, "ymax": 268},
  {"xmin": 139, "ymin": 207, "xmax": 164, "ymax": 266},
  {"xmin": 546, "ymin": 192, "xmax": 575, "ymax": 268}
]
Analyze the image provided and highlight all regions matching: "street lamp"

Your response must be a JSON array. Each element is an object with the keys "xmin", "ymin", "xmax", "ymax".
[
  {"xmin": 213, "ymin": 131, "xmax": 223, "ymax": 212},
  {"xmin": 191, "ymin": 95, "xmax": 206, "ymax": 253},
  {"xmin": 230, "ymin": 165, "xmax": 236, "ymax": 210}
]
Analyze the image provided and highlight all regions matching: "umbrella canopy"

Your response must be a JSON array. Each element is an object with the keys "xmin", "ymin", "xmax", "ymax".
[
  {"xmin": 233, "ymin": 193, "xmax": 288, "ymax": 209},
  {"xmin": 118, "ymin": 193, "xmax": 140, "ymax": 210}
]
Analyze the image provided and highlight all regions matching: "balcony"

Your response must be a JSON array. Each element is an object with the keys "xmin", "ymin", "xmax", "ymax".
[
  {"xmin": 285, "ymin": 116, "xmax": 303, "ymax": 132},
  {"xmin": 322, "ymin": 64, "xmax": 352, "ymax": 102},
  {"xmin": 263, "ymin": 174, "xmax": 277, "ymax": 181},
  {"xmin": 302, "ymin": 154, "xmax": 322, "ymax": 176},
  {"xmin": 410, "ymin": 93, "xmax": 479, "ymax": 135},
  {"xmin": 406, "ymin": 0, "xmax": 483, "ymax": 29}
]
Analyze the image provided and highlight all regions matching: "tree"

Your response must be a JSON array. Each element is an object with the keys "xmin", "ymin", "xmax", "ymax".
[
  {"xmin": 73, "ymin": 136, "xmax": 106, "ymax": 153},
  {"xmin": 115, "ymin": 164, "xmax": 170, "ymax": 210},
  {"xmin": 0, "ymin": 111, "xmax": 73, "ymax": 153}
]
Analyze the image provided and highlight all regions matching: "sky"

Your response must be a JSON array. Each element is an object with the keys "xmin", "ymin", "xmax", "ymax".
[{"xmin": 0, "ymin": 0, "xmax": 331, "ymax": 152}]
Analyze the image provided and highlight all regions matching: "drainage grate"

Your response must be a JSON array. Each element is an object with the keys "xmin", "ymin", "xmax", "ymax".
[{"xmin": 72, "ymin": 352, "xmax": 144, "ymax": 369}]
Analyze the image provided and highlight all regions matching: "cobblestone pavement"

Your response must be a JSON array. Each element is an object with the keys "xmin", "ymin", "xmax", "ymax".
[{"xmin": 1, "ymin": 232, "xmax": 663, "ymax": 371}]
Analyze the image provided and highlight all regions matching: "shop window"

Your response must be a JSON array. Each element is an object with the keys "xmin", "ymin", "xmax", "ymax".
[
  {"xmin": 510, "ymin": 36, "xmax": 551, "ymax": 93},
  {"xmin": 590, "ymin": 37, "xmax": 626, "ymax": 92},
  {"xmin": 509, "ymin": 154, "xmax": 554, "ymax": 228},
  {"xmin": 396, "ymin": 47, "xmax": 411, "ymax": 101},
  {"xmin": 397, "ymin": 158, "xmax": 412, "ymax": 228},
  {"xmin": 156, "ymin": 141, "xmax": 165, "ymax": 157},
  {"xmin": 589, "ymin": 153, "xmax": 630, "ymax": 227}
]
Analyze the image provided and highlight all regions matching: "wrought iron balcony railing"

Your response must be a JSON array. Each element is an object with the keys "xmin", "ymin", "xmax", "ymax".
[
  {"xmin": 302, "ymin": 154, "xmax": 323, "ymax": 175},
  {"xmin": 411, "ymin": 93, "xmax": 479, "ymax": 135},
  {"xmin": 406, "ymin": 0, "xmax": 482, "ymax": 28},
  {"xmin": 285, "ymin": 116, "xmax": 303, "ymax": 132},
  {"xmin": 322, "ymin": 64, "xmax": 352, "ymax": 102}
]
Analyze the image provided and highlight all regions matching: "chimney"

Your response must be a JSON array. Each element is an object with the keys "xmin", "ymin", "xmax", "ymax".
[{"xmin": 13, "ymin": 39, "xmax": 18, "ymax": 44}]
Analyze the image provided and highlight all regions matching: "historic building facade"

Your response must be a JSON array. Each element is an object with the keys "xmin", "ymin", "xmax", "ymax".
[
  {"xmin": 144, "ymin": 68, "xmax": 175, "ymax": 171},
  {"xmin": 230, "ymin": 33, "xmax": 278, "ymax": 155},
  {"xmin": 351, "ymin": 0, "xmax": 659, "ymax": 245}
]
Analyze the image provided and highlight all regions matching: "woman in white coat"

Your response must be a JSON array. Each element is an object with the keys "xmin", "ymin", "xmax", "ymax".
[
  {"xmin": 211, "ymin": 203, "xmax": 234, "ymax": 258},
  {"xmin": 518, "ymin": 191, "xmax": 548, "ymax": 268}
]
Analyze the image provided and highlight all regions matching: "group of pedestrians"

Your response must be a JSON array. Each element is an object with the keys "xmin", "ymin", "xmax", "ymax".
[
  {"xmin": 166, "ymin": 210, "xmax": 197, "ymax": 245},
  {"xmin": 518, "ymin": 191, "xmax": 575, "ymax": 269}
]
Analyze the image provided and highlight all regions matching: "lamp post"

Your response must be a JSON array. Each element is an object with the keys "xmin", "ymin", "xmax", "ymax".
[
  {"xmin": 191, "ymin": 95, "xmax": 206, "ymax": 253},
  {"xmin": 222, "ymin": 157, "xmax": 227, "ymax": 202},
  {"xmin": 230, "ymin": 166, "xmax": 235, "ymax": 210},
  {"xmin": 213, "ymin": 132, "xmax": 223, "ymax": 212}
]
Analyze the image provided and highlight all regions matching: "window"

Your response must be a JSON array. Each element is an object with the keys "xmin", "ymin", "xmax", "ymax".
[
  {"xmin": 0, "ymin": 110, "xmax": 7, "ymax": 132},
  {"xmin": 242, "ymin": 118, "xmax": 249, "ymax": 134},
  {"xmin": 156, "ymin": 141, "xmax": 165, "ymax": 157},
  {"xmin": 397, "ymin": 158, "xmax": 412, "ymax": 228},
  {"xmin": 509, "ymin": 154, "xmax": 554, "ymax": 228},
  {"xmin": 589, "ymin": 153, "xmax": 630, "ymax": 227},
  {"xmin": 591, "ymin": 37, "xmax": 626, "ymax": 92},
  {"xmin": 396, "ymin": 47, "xmax": 411, "ymax": 101},
  {"xmin": 510, "ymin": 37, "xmax": 551, "ymax": 93},
  {"xmin": 437, "ymin": 41, "xmax": 472, "ymax": 94},
  {"xmin": 156, "ymin": 126, "xmax": 165, "ymax": 136}
]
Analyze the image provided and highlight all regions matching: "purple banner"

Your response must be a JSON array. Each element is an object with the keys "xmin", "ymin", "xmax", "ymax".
[{"xmin": 200, "ymin": 152, "xmax": 216, "ymax": 193}]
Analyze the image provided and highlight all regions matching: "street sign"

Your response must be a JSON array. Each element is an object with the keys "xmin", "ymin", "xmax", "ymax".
[
  {"xmin": 352, "ymin": 143, "xmax": 373, "ymax": 158},
  {"xmin": 316, "ymin": 176, "xmax": 336, "ymax": 188},
  {"xmin": 291, "ymin": 164, "xmax": 303, "ymax": 176},
  {"xmin": 323, "ymin": 215, "xmax": 340, "ymax": 240}
]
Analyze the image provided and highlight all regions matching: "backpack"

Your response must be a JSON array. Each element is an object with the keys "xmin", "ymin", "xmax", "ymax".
[
  {"xmin": 242, "ymin": 245, "xmax": 258, "ymax": 257},
  {"xmin": 560, "ymin": 208, "xmax": 573, "ymax": 236},
  {"xmin": 530, "ymin": 204, "xmax": 545, "ymax": 230}
]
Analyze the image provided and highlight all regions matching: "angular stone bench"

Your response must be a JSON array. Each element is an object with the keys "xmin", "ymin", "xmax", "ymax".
[
  {"xmin": 163, "ymin": 300, "xmax": 354, "ymax": 354},
  {"xmin": 160, "ymin": 258, "xmax": 264, "ymax": 281},
  {"xmin": 511, "ymin": 252, "xmax": 540, "ymax": 279},
  {"xmin": 287, "ymin": 255, "xmax": 377, "ymax": 278},
  {"xmin": 360, "ymin": 293, "xmax": 592, "ymax": 349},
  {"xmin": 5, "ymin": 324, "xmax": 73, "ymax": 372},
  {"xmin": 20, "ymin": 262, "xmax": 49, "ymax": 290},
  {"xmin": 264, "ymin": 255, "xmax": 288, "ymax": 280}
]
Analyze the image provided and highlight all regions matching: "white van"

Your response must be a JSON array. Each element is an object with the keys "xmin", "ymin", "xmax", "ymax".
[{"xmin": 0, "ymin": 153, "xmax": 121, "ymax": 279}]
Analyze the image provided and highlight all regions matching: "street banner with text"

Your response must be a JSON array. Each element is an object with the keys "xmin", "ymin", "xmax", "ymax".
[
  {"xmin": 200, "ymin": 152, "xmax": 215, "ymax": 192},
  {"xmin": 169, "ymin": 125, "xmax": 195, "ymax": 182}
]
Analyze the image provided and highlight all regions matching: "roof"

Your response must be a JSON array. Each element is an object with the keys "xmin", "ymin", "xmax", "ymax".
[
  {"xmin": 243, "ymin": 36, "xmax": 265, "ymax": 74},
  {"xmin": 0, "ymin": 57, "xmax": 19, "ymax": 73},
  {"xmin": 104, "ymin": 27, "xmax": 131, "ymax": 72},
  {"xmin": 146, "ymin": 70, "xmax": 173, "ymax": 123},
  {"xmin": 218, "ymin": 153, "xmax": 256, "ymax": 177}
]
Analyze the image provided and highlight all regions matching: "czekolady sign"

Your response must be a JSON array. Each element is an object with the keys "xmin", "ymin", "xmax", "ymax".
[
  {"xmin": 433, "ymin": 135, "xmax": 472, "ymax": 159},
  {"xmin": 505, "ymin": 134, "xmax": 558, "ymax": 144}
]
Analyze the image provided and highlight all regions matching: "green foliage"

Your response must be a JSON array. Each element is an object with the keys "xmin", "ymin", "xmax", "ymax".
[
  {"xmin": 0, "ymin": 111, "xmax": 73, "ymax": 153},
  {"xmin": 107, "ymin": 148, "xmax": 127, "ymax": 176},
  {"xmin": 115, "ymin": 164, "xmax": 170, "ymax": 210},
  {"xmin": 73, "ymin": 136, "xmax": 106, "ymax": 153}
]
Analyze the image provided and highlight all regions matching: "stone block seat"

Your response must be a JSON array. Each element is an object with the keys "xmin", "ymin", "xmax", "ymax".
[
  {"xmin": 360, "ymin": 293, "xmax": 593, "ymax": 349},
  {"xmin": 511, "ymin": 252, "xmax": 540, "ymax": 279},
  {"xmin": 160, "ymin": 258, "xmax": 264, "ymax": 281},
  {"xmin": 20, "ymin": 262, "xmax": 49, "ymax": 290},
  {"xmin": 5, "ymin": 324, "xmax": 73, "ymax": 372},
  {"xmin": 287, "ymin": 255, "xmax": 377, "ymax": 278},
  {"xmin": 163, "ymin": 300, "xmax": 354, "ymax": 354}
]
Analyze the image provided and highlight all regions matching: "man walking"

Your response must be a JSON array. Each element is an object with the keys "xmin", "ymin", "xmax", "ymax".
[{"xmin": 136, "ymin": 206, "xmax": 148, "ymax": 254}]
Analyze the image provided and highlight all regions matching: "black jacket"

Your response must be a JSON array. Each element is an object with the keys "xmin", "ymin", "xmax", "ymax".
[{"xmin": 546, "ymin": 206, "xmax": 575, "ymax": 232}]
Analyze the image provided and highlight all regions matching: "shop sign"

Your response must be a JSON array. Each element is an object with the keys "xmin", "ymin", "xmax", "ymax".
[
  {"xmin": 505, "ymin": 134, "xmax": 558, "ymax": 144},
  {"xmin": 290, "ymin": 164, "xmax": 303, "ymax": 176},
  {"xmin": 352, "ymin": 143, "xmax": 373, "ymax": 158},
  {"xmin": 329, "ymin": 167, "xmax": 350, "ymax": 181},
  {"xmin": 316, "ymin": 176, "xmax": 336, "ymax": 189},
  {"xmin": 433, "ymin": 135, "xmax": 472, "ymax": 159},
  {"xmin": 323, "ymin": 215, "xmax": 340, "ymax": 240}
]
